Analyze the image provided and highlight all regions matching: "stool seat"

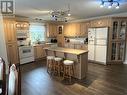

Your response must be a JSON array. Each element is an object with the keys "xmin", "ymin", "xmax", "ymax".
[
  {"xmin": 47, "ymin": 56, "xmax": 54, "ymax": 60},
  {"xmin": 54, "ymin": 57, "xmax": 63, "ymax": 61},
  {"xmin": 63, "ymin": 60, "xmax": 74, "ymax": 65}
]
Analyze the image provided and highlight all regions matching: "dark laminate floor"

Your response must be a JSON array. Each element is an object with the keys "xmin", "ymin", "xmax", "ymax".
[{"xmin": 21, "ymin": 59, "xmax": 127, "ymax": 95}]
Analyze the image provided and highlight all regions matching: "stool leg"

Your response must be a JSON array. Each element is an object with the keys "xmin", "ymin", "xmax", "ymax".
[
  {"xmin": 69, "ymin": 66, "xmax": 71, "ymax": 82},
  {"xmin": 58, "ymin": 62, "xmax": 60, "ymax": 77},
  {"xmin": 72, "ymin": 64, "xmax": 74, "ymax": 77},
  {"xmin": 63, "ymin": 65, "xmax": 66, "ymax": 80},
  {"xmin": 47, "ymin": 60, "xmax": 49, "ymax": 73}
]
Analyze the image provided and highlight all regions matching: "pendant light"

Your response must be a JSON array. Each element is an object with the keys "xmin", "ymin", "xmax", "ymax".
[{"xmin": 100, "ymin": 0, "xmax": 120, "ymax": 9}]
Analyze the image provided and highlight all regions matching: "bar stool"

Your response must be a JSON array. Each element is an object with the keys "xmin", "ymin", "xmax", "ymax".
[
  {"xmin": 47, "ymin": 56, "xmax": 55, "ymax": 74},
  {"xmin": 54, "ymin": 57, "xmax": 63, "ymax": 77},
  {"xmin": 63, "ymin": 60, "xmax": 74, "ymax": 82}
]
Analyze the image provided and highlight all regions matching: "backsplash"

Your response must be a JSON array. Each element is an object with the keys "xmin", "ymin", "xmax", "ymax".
[{"xmin": 65, "ymin": 37, "xmax": 88, "ymax": 44}]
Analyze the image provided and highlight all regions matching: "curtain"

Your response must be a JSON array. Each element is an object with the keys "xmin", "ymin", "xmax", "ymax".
[{"xmin": 30, "ymin": 23, "xmax": 46, "ymax": 44}]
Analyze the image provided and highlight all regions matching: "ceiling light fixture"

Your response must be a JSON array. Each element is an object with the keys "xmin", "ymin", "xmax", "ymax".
[
  {"xmin": 100, "ymin": 1, "xmax": 104, "ymax": 8},
  {"xmin": 100, "ymin": 0, "xmax": 120, "ymax": 9},
  {"xmin": 50, "ymin": 4, "xmax": 71, "ymax": 22}
]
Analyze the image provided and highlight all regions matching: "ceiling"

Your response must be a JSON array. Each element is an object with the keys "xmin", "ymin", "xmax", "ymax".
[{"xmin": 15, "ymin": 0, "xmax": 127, "ymax": 21}]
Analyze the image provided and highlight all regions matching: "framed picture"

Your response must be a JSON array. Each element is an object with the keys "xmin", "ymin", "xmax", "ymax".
[{"xmin": 57, "ymin": 25, "xmax": 63, "ymax": 34}]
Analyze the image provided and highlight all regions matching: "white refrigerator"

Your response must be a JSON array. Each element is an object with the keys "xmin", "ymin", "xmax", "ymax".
[{"xmin": 88, "ymin": 27, "xmax": 108, "ymax": 64}]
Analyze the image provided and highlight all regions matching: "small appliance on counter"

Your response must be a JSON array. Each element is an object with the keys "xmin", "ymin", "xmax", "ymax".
[{"xmin": 50, "ymin": 38, "xmax": 57, "ymax": 43}]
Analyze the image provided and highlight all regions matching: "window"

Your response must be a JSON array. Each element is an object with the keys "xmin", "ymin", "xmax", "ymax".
[{"xmin": 30, "ymin": 23, "xmax": 46, "ymax": 44}]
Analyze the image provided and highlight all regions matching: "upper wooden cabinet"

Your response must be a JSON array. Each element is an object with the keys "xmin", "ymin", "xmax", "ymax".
[
  {"xmin": 3, "ymin": 19, "xmax": 17, "ymax": 43},
  {"xmin": 90, "ymin": 18, "xmax": 111, "ymax": 28},
  {"xmin": 64, "ymin": 22, "xmax": 90, "ymax": 37},
  {"xmin": 64, "ymin": 23, "xmax": 81, "ymax": 37},
  {"xmin": 47, "ymin": 23, "xmax": 57, "ymax": 37},
  {"xmin": 80, "ymin": 22, "xmax": 90, "ymax": 37},
  {"xmin": 108, "ymin": 18, "xmax": 127, "ymax": 63},
  {"xmin": 64, "ymin": 23, "xmax": 72, "ymax": 37}
]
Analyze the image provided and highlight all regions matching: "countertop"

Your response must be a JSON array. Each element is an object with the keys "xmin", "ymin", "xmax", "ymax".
[
  {"xmin": 33, "ymin": 43, "xmax": 57, "ymax": 47},
  {"xmin": 44, "ymin": 47, "xmax": 88, "ymax": 55}
]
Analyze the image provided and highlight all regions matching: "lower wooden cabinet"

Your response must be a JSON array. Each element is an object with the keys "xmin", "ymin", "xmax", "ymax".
[
  {"xmin": 34, "ymin": 45, "xmax": 46, "ymax": 59},
  {"xmin": 6, "ymin": 43, "xmax": 19, "ymax": 64}
]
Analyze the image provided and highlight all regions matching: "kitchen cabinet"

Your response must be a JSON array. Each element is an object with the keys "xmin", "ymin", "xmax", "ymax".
[
  {"xmin": 90, "ymin": 18, "xmax": 111, "ymax": 28},
  {"xmin": 47, "ymin": 23, "xmax": 57, "ymax": 37},
  {"xmin": 3, "ymin": 19, "xmax": 17, "ymax": 43},
  {"xmin": 80, "ymin": 22, "xmax": 90, "ymax": 37},
  {"xmin": 3, "ymin": 18, "xmax": 19, "ymax": 64},
  {"xmin": 109, "ymin": 18, "xmax": 127, "ymax": 64},
  {"xmin": 64, "ymin": 23, "xmax": 80, "ymax": 37},
  {"xmin": 64, "ymin": 23, "xmax": 72, "ymax": 37},
  {"xmin": 64, "ymin": 22, "xmax": 89, "ymax": 37},
  {"xmin": 6, "ymin": 43, "xmax": 19, "ymax": 64},
  {"xmin": 34, "ymin": 45, "xmax": 46, "ymax": 59}
]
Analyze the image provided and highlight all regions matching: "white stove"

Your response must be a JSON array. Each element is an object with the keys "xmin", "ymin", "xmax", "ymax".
[{"xmin": 19, "ymin": 45, "xmax": 34, "ymax": 64}]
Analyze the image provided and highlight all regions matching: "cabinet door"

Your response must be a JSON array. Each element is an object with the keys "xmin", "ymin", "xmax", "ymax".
[
  {"xmin": 75, "ymin": 23, "xmax": 80, "ymax": 36},
  {"xmin": 34, "ymin": 46, "xmax": 42, "ymax": 59},
  {"xmin": 34, "ymin": 46, "xmax": 46, "ymax": 59},
  {"xmin": 3, "ymin": 19, "xmax": 17, "ymax": 43},
  {"xmin": 64, "ymin": 24, "xmax": 72, "ymax": 37},
  {"xmin": 90, "ymin": 19, "xmax": 110, "ymax": 27},
  {"xmin": 47, "ymin": 23, "xmax": 57, "ymax": 37},
  {"xmin": 7, "ymin": 43, "xmax": 19, "ymax": 64},
  {"xmin": 52, "ymin": 24, "xmax": 57, "ymax": 37},
  {"xmin": 80, "ymin": 23, "xmax": 86, "ymax": 36}
]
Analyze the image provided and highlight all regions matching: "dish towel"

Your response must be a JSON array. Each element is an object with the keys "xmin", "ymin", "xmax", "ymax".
[{"xmin": 8, "ymin": 64, "xmax": 18, "ymax": 95}]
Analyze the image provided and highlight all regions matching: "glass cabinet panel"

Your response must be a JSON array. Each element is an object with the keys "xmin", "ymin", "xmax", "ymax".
[
  {"xmin": 111, "ymin": 43, "xmax": 116, "ymax": 60},
  {"xmin": 119, "ymin": 21, "xmax": 126, "ymax": 40},
  {"xmin": 112, "ymin": 21, "xmax": 118, "ymax": 40},
  {"xmin": 117, "ymin": 42, "xmax": 125, "ymax": 60}
]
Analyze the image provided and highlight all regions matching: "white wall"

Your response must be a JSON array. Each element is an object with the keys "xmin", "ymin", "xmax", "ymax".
[
  {"xmin": 0, "ymin": 14, "xmax": 9, "ymax": 72},
  {"xmin": 124, "ymin": 39, "xmax": 127, "ymax": 64}
]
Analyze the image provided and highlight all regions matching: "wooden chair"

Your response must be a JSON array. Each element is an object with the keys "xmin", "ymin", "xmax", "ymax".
[
  {"xmin": 0, "ymin": 57, "xmax": 6, "ymax": 95},
  {"xmin": 7, "ymin": 64, "xmax": 21, "ymax": 95}
]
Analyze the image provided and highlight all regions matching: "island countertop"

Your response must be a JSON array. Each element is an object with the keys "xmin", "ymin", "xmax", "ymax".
[{"xmin": 44, "ymin": 47, "xmax": 88, "ymax": 55}]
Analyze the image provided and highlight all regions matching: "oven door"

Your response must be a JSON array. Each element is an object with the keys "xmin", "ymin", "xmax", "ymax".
[{"xmin": 19, "ymin": 46, "xmax": 34, "ymax": 59}]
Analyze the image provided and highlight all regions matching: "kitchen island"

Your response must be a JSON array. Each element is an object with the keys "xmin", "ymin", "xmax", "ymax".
[{"xmin": 44, "ymin": 47, "xmax": 88, "ymax": 79}]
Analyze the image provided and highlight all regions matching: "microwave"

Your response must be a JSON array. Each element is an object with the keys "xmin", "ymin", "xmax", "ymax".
[{"xmin": 17, "ymin": 30, "xmax": 29, "ymax": 38}]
